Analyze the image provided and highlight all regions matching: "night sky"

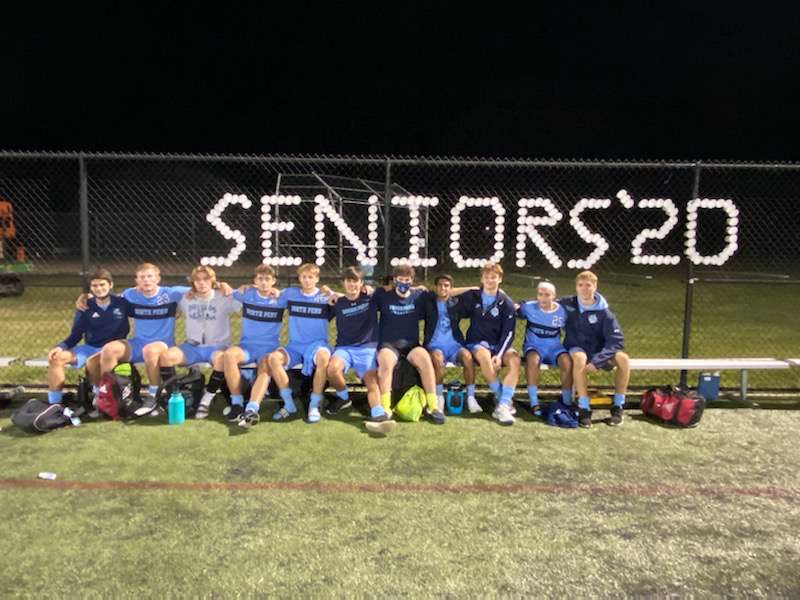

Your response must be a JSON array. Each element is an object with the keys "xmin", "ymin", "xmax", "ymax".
[{"xmin": 2, "ymin": 3, "xmax": 799, "ymax": 160}]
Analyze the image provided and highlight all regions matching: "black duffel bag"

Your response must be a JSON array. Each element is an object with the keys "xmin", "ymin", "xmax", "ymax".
[{"xmin": 12, "ymin": 399, "xmax": 71, "ymax": 434}]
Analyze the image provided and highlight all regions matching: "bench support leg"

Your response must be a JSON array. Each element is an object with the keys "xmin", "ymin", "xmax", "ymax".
[{"xmin": 740, "ymin": 369, "xmax": 748, "ymax": 403}]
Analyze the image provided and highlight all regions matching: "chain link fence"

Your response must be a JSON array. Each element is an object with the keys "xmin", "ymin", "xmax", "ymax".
[{"xmin": 0, "ymin": 152, "xmax": 797, "ymax": 389}]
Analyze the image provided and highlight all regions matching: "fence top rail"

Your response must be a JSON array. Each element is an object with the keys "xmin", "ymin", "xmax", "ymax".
[{"xmin": 1, "ymin": 150, "xmax": 800, "ymax": 170}]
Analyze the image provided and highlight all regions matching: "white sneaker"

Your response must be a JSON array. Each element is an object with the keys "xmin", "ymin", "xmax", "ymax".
[
  {"xmin": 492, "ymin": 403, "xmax": 515, "ymax": 426},
  {"xmin": 509, "ymin": 404, "xmax": 517, "ymax": 416},
  {"xmin": 467, "ymin": 396, "xmax": 482, "ymax": 414}
]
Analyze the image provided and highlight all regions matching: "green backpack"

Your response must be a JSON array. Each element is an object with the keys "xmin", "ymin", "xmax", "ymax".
[{"xmin": 394, "ymin": 385, "xmax": 426, "ymax": 422}]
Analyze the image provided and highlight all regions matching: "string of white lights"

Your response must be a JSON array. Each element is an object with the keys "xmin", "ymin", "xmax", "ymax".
[
  {"xmin": 390, "ymin": 195, "xmax": 439, "ymax": 267},
  {"xmin": 449, "ymin": 196, "xmax": 505, "ymax": 268},
  {"xmin": 567, "ymin": 198, "xmax": 611, "ymax": 269},
  {"xmin": 630, "ymin": 198, "xmax": 681, "ymax": 265},
  {"xmin": 200, "ymin": 193, "xmax": 251, "ymax": 267},
  {"xmin": 685, "ymin": 198, "xmax": 739, "ymax": 265},
  {"xmin": 260, "ymin": 194, "xmax": 303, "ymax": 267},
  {"xmin": 515, "ymin": 197, "xmax": 563, "ymax": 268}
]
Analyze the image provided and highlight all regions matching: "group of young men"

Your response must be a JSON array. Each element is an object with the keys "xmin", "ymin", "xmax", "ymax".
[{"xmin": 47, "ymin": 261, "xmax": 630, "ymax": 431}]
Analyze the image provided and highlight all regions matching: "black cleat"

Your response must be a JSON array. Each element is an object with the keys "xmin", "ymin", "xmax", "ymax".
[
  {"xmin": 325, "ymin": 396, "xmax": 352, "ymax": 415},
  {"xmin": 608, "ymin": 405, "xmax": 623, "ymax": 426},
  {"xmin": 227, "ymin": 404, "xmax": 244, "ymax": 422},
  {"xmin": 237, "ymin": 409, "xmax": 260, "ymax": 428},
  {"xmin": 578, "ymin": 408, "xmax": 593, "ymax": 429}
]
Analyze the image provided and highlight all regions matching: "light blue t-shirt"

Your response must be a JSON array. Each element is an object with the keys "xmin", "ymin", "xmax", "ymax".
[
  {"xmin": 233, "ymin": 288, "xmax": 284, "ymax": 348},
  {"xmin": 280, "ymin": 287, "xmax": 332, "ymax": 348},
  {"xmin": 481, "ymin": 292, "xmax": 497, "ymax": 312},
  {"xmin": 429, "ymin": 299, "xmax": 457, "ymax": 347},
  {"xmin": 517, "ymin": 300, "xmax": 567, "ymax": 351},
  {"xmin": 123, "ymin": 285, "xmax": 190, "ymax": 346}
]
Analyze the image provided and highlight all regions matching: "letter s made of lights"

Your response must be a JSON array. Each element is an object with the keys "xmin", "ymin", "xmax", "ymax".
[
  {"xmin": 567, "ymin": 198, "xmax": 611, "ymax": 270},
  {"xmin": 201, "ymin": 193, "xmax": 252, "ymax": 268}
]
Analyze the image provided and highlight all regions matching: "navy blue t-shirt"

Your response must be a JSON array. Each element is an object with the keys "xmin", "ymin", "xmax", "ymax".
[
  {"xmin": 333, "ymin": 293, "xmax": 378, "ymax": 347},
  {"xmin": 372, "ymin": 287, "xmax": 430, "ymax": 345}
]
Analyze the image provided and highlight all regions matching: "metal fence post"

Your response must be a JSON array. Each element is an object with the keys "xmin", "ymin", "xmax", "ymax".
[
  {"xmin": 679, "ymin": 161, "xmax": 702, "ymax": 388},
  {"xmin": 79, "ymin": 154, "xmax": 90, "ymax": 276},
  {"xmin": 383, "ymin": 159, "xmax": 392, "ymax": 275}
]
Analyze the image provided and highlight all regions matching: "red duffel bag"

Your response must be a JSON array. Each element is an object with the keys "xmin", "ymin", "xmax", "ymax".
[{"xmin": 640, "ymin": 386, "xmax": 705, "ymax": 428}]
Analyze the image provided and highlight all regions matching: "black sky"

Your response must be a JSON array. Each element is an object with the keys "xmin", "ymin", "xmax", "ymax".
[{"xmin": 2, "ymin": 3, "xmax": 799, "ymax": 160}]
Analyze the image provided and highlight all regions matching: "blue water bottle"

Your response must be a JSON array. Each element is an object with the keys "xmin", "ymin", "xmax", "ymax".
[
  {"xmin": 445, "ymin": 381, "xmax": 465, "ymax": 415},
  {"xmin": 168, "ymin": 390, "xmax": 185, "ymax": 425}
]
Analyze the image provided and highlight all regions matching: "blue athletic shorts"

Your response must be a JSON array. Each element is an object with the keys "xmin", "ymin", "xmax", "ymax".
[
  {"xmin": 524, "ymin": 344, "xmax": 568, "ymax": 366},
  {"xmin": 127, "ymin": 338, "xmax": 168, "ymax": 364},
  {"xmin": 427, "ymin": 342, "xmax": 466, "ymax": 366},
  {"xmin": 179, "ymin": 343, "xmax": 226, "ymax": 366},
  {"xmin": 569, "ymin": 346, "xmax": 614, "ymax": 371},
  {"xmin": 71, "ymin": 344, "xmax": 102, "ymax": 368},
  {"xmin": 283, "ymin": 341, "xmax": 332, "ymax": 376},
  {"xmin": 333, "ymin": 345, "xmax": 377, "ymax": 380},
  {"xmin": 468, "ymin": 341, "xmax": 500, "ymax": 356},
  {"xmin": 239, "ymin": 342, "xmax": 277, "ymax": 365}
]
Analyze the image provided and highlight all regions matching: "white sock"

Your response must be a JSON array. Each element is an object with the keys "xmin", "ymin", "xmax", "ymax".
[{"xmin": 199, "ymin": 391, "xmax": 215, "ymax": 406}]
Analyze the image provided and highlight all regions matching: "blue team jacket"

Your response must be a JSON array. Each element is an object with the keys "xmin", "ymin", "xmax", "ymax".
[
  {"xmin": 459, "ymin": 289, "xmax": 516, "ymax": 357},
  {"xmin": 57, "ymin": 295, "xmax": 130, "ymax": 350},
  {"xmin": 560, "ymin": 293, "xmax": 625, "ymax": 368}
]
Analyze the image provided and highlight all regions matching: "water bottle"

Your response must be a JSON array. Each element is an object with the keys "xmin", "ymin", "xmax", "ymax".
[
  {"xmin": 168, "ymin": 390, "xmax": 185, "ymax": 425},
  {"xmin": 445, "ymin": 380, "xmax": 465, "ymax": 415}
]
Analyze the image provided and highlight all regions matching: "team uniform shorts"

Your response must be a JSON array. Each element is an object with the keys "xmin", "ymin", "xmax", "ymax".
[
  {"xmin": 179, "ymin": 343, "xmax": 226, "ymax": 366},
  {"xmin": 332, "ymin": 345, "xmax": 378, "ymax": 380},
  {"xmin": 70, "ymin": 344, "xmax": 103, "ymax": 368},
  {"xmin": 524, "ymin": 343, "xmax": 568, "ymax": 366},
  {"xmin": 282, "ymin": 341, "xmax": 332, "ymax": 376},
  {"xmin": 427, "ymin": 341, "xmax": 466, "ymax": 365}
]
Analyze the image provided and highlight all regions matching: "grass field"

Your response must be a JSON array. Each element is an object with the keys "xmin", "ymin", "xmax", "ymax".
[
  {"xmin": 2, "ymin": 396, "xmax": 800, "ymax": 596},
  {"xmin": 1, "ymin": 273, "xmax": 799, "ymax": 390}
]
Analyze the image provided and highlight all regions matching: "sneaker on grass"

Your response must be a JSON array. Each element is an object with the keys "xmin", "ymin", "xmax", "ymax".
[
  {"xmin": 466, "ymin": 396, "xmax": 482, "ymax": 414},
  {"xmin": 237, "ymin": 409, "xmax": 260, "ymax": 428},
  {"xmin": 578, "ymin": 408, "xmax": 593, "ymax": 429},
  {"xmin": 364, "ymin": 413, "xmax": 397, "ymax": 435},
  {"xmin": 307, "ymin": 406, "xmax": 321, "ymax": 424},
  {"xmin": 195, "ymin": 399, "xmax": 213, "ymax": 420},
  {"xmin": 272, "ymin": 407, "xmax": 298, "ymax": 422},
  {"xmin": 133, "ymin": 396, "xmax": 158, "ymax": 417},
  {"xmin": 492, "ymin": 403, "xmax": 515, "ymax": 426},
  {"xmin": 325, "ymin": 396, "xmax": 352, "ymax": 415},
  {"xmin": 608, "ymin": 405, "xmax": 623, "ymax": 426},
  {"xmin": 428, "ymin": 409, "xmax": 446, "ymax": 425},
  {"xmin": 227, "ymin": 404, "xmax": 244, "ymax": 422}
]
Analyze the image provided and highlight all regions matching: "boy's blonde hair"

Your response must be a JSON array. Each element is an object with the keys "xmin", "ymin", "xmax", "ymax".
[
  {"xmin": 254, "ymin": 264, "xmax": 276, "ymax": 279},
  {"xmin": 297, "ymin": 263, "xmax": 320, "ymax": 277},
  {"xmin": 135, "ymin": 262, "xmax": 160, "ymax": 275},
  {"xmin": 481, "ymin": 262, "xmax": 503, "ymax": 278},
  {"xmin": 575, "ymin": 270, "xmax": 598, "ymax": 286},
  {"xmin": 190, "ymin": 265, "xmax": 218, "ymax": 289},
  {"xmin": 392, "ymin": 263, "xmax": 415, "ymax": 279}
]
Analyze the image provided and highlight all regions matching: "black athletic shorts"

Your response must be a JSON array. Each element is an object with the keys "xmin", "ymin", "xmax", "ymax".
[{"xmin": 378, "ymin": 339, "xmax": 419, "ymax": 359}]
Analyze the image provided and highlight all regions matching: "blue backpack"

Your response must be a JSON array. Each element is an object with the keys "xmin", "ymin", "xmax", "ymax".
[{"xmin": 544, "ymin": 401, "xmax": 579, "ymax": 428}]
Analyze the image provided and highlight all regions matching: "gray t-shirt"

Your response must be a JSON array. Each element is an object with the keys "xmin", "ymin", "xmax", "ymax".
[{"xmin": 178, "ymin": 290, "xmax": 241, "ymax": 347}]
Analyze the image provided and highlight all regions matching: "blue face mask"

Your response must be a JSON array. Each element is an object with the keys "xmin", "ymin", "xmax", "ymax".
[{"xmin": 396, "ymin": 281, "xmax": 411, "ymax": 294}]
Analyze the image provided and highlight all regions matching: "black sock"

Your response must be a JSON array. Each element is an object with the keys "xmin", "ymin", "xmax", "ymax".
[
  {"xmin": 206, "ymin": 370, "xmax": 225, "ymax": 394},
  {"xmin": 160, "ymin": 366, "xmax": 177, "ymax": 394}
]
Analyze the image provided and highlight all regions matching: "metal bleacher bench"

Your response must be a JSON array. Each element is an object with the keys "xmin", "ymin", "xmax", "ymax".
[
  {"xmin": 12, "ymin": 356, "xmax": 798, "ymax": 401},
  {"xmin": 628, "ymin": 358, "xmax": 791, "ymax": 401}
]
